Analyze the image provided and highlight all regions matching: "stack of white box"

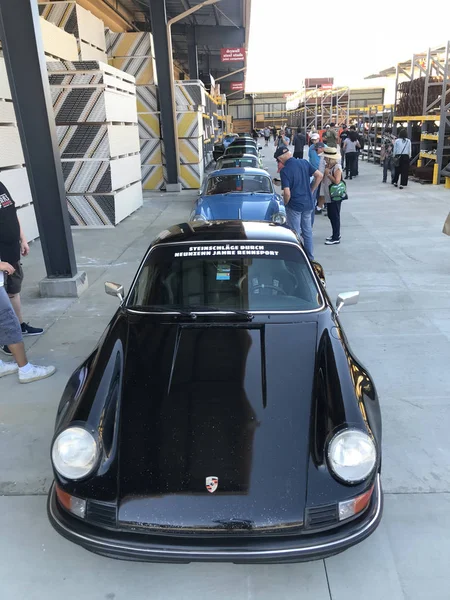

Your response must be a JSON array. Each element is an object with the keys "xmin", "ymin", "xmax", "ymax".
[
  {"xmin": 48, "ymin": 60, "xmax": 143, "ymax": 227},
  {"xmin": 0, "ymin": 59, "xmax": 38, "ymax": 242},
  {"xmin": 39, "ymin": 0, "xmax": 108, "ymax": 62},
  {"xmin": 0, "ymin": 11, "xmax": 80, "ymax": 244},
  {"xmin": 105, "ymin": 31, "xmax": 164, "ymax": 190}
]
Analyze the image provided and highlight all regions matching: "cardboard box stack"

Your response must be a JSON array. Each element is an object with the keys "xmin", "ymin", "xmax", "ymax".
[
  {"xmin": 48, "ymin": 60, "xmax": 143, "ymax": 226},
  {"xmin": 39, "ymin": 1, "xmax": 108, "ymax": 62}
]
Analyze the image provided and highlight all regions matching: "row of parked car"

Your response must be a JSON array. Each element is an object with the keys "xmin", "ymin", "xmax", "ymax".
[
  {"xmin": 46, "ymin": 131, "xmax": 383, "ymax": 564},
  {"xmin": 191, "ymin": 133, "xmax": 287, "ymax": 224}
]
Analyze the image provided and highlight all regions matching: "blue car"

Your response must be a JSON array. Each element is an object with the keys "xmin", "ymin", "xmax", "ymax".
[{"xmin": 190, "ymin": 168, "xmax": 286, "ymax": 224}]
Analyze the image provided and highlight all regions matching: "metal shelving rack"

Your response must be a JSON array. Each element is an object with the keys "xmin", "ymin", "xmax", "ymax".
[
  {"xmin": 348, "ymin": 105, "xmax": 394, "ymax": 163},
  {"xmin": 394, "ymin": 40, "xmax": 450, "ymax": 185},
  {"xmin": 286, "ymin": 87, "xmax": 350, "ymax": 132}
]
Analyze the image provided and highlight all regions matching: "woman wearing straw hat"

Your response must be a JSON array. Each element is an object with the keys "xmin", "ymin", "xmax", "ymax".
[{"xmin": 323, "ymin": 147, "xmax": 344, "ymax": 245}]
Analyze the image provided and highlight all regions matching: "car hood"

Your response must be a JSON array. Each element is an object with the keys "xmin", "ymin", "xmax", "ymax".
[
  {"xmin": 196, "ymin": 193, "xmax": 282, "ymax": 221},
  {"xmin": 118, "ymin": 320, "xmax": 317, "ymax": 532}
]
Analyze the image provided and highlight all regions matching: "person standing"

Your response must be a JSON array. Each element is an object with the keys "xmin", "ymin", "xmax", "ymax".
[
  {"xmin": 324, "ymin": 122, "xmax": 338, "ymax": 148},
  {"xmin": 392, "ymin": 129, "xmax": 411, "ymax": 189},
  {"xmin": 312, "ymin": 142, "xmax": 326, "ymax": 215},
  {"xmin": 0, "ymin": 261, "xmax": 55, "ymax": 383},
  {"xmin": 0, "ymin": 181, "xmax": 44, "ymax": 357},
  {"xmin": 380, "ymin": 127, "xmax": 396, "ymax": 183},
  {"xmin": 308, "ymin": 133, "xmax": 321, "ymax": 167},
  {"xmin": 275, "ymin": 129, "xmax": 290, "ymax": 149},
  {"xmin": 252, "ymin": 128, "xmax": 259, "ymax": 142},
  {"xmin": 284, "ymin": 126, "xmax": 293, "ymax": 145},
  {"xmin": 322, "ymin": 147, "xmax": 344, "ymax": 245},
  {"xmin": 339, "ymin": 124, "xmax": 349, "ymax": 170},
  {"xmin": 293, "ymin": 127, "xmax": 306, "ymax": 159},
  {"xmin": 263, "ymin": 126, "xmax": 271, "ymax": 146},
  {"xmin": 343, "ymin": 131, "xmax": 360, "ymax": 180},
  {"xmin": 271, "ymin": 126, "xmax": 277, "ymax": 141},
  {"xmin": 275, "ymin": 146, "xmax": 323, "ymax": 260}
]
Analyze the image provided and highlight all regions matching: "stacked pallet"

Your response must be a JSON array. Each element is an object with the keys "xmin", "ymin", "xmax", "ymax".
[
  {"xmin": 48, "ymin": 60, "xmax": 142, "ymax": 227},
  {"xmin": 171, "ymin": 81, "xmax": 208, "ymax": 189},
  {"xmin": 0, "ymin": 59, "xmax": 38, "ymax": 242},
  {"xmin": 39, "ymin": 1, "xmax": 107, "ymax": 63},
  {"xmin": 105, "ymin": 32, "xmax": 163, "ymax": 190}
]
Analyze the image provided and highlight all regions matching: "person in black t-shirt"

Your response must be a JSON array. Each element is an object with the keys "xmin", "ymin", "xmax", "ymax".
[{"xmin": 0, "ymin": 182, "xmax": 44, "ymax": 356}]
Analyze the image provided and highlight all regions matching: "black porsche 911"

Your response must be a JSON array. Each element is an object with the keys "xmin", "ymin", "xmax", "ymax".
[{"xmin": 48, "ymin": 221, "xmax": 382, "ymax": 563}]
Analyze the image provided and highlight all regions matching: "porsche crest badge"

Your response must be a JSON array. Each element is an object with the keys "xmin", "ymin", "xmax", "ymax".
[{"xmin": 206, "ymin": 476, "xmax": 218, "ymax": 493}]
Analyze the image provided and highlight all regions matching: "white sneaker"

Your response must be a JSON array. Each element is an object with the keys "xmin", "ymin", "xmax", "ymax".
[
  {"xmin": 19, "ymin": 364, "xmax": 56, "ymax": 384},
  {"xmin": 0, "ymin": 361, "xmax": 19, "ymax": 378}
]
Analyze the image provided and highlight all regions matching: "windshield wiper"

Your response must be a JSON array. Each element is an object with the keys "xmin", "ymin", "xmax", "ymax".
[
  {"xmin": 130, "ymin": 305, "xmax": 254, "ymax": 321},
  {"xmin": 129, "ymin": 306, "xmax": 197, "ymax": 319},
  {"xmin": 187, "ymin": 305, "xmax": 254, "ymax": 321}
]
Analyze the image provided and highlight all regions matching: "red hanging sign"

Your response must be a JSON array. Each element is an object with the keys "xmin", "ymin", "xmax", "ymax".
[
  {"xmin": 230, "ymin": 82, "xmax": 244, "ymax": 91},
  {"xmin": 221, "ymin": 47, "xmax": 245, "ymax": 62}
]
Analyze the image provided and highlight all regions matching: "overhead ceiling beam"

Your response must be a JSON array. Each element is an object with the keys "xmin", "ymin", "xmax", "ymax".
[{"xmin": 172, "ymin": 24, "xmax": 245, "ymax": 46}]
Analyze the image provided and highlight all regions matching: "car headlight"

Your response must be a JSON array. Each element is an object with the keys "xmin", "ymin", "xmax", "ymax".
[
  {"xmin": 52, "ymin": 427, "xmax": 98, "ymax": 480},
  {"xmin": 191, "ymin": 214, "xmax": 207, "ymax": 222},
  {"xmin": 327, "ymin": 429, "xmax": 376, "ymax": 484},
  {"xmin": 272, "ymin": 212, "xmax": 287, "ymax": 225}
]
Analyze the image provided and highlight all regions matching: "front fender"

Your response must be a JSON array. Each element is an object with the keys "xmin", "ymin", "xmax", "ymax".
[{"xmin": 51, "ymin": 311, "xmax": 128, "ymax": 501}]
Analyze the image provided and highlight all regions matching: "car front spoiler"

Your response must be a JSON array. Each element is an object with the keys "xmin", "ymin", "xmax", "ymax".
[{"xmin": 48, "ymin": 475, "xmax": 382, "ymax": 563}]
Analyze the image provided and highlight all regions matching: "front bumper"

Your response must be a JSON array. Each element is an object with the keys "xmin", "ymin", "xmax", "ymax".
[{"xmin": 48, "ymin": 475, "xmax": 382, "ymax": 563}]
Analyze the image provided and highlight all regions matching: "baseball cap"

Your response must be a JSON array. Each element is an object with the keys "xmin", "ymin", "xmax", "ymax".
[
  {"xmin": 274, "ymin": 146, "xmax": 290, "ymax": 159},
  {"xmin": 310, "ymin": 133, "xmax": 320, "ymax": 140},
  {"xmin": 316, "ymin": 142, "xmax": 325, "ymax": 148}
]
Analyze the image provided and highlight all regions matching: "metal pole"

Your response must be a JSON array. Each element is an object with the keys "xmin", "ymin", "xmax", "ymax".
[
  {"xmin": 148, "ymin": 0, "xmax": 179, "ymax": 188},
  {"xmin": 187, "ymin": 26, "xmax": 199, "ymax": 80},
  {"xmin": 436, "ymin": 40, "xmax": 450, "ymax": 183},
  {"xmin": 215, "ymin": 67, "xmax": 246, "ymax": 82},
  {"xmin": 0, "ymin": 0, "xmax": 77, "ymax": 280}
]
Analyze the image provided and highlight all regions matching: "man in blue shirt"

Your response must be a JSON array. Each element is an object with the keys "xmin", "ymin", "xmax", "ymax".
[{"xmin": 275, "ymin": 146, "xmax": 323, "ymax": 260}]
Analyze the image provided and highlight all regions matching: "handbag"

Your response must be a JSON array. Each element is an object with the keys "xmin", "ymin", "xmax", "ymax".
[
  {"xmin": 329, "ymin": 173, "xmax": 348, "ymax": 202},
  {"xmin": 393, "ymin": 140, "xmax": 408, "ymax": 167}
]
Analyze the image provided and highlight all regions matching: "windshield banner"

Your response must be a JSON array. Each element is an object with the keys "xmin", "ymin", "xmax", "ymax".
[{"xmin": 174, "ymin": 244, "xmax": 280, "ymax": 257}]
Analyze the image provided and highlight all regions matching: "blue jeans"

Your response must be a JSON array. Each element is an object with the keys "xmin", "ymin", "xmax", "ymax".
[{"xmin": 286, "ymin": 205, "xmax": 314, "ymax": 260}]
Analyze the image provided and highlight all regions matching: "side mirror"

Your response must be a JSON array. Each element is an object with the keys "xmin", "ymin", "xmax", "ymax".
[
  {"xmin": 105, "ymin": 281, "xmax": 124, "ymax": 303},
  {"xmin": 336, "ymin": 291, "xmax": 359, "ymax": 315},
  {"xmin": 312, "ymin": 261, "xmax": 326, "ymax": 286}
]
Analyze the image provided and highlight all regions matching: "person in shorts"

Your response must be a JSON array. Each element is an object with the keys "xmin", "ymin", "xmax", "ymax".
[
  {"xmin": 0, "ymin": 181, "xmax": 44, "ymax": 356},
  {"xmin": 0, "ymin": 261, "xmax": 55, "ymax": 383}
]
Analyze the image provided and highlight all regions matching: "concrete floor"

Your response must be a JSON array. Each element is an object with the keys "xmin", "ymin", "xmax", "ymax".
[{"xmin": 1, "ymin": 152, "xmax": 450, "ymax": 599}]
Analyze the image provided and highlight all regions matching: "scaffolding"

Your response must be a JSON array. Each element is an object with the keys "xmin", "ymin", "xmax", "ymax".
[
  {"xmin": 394, "ymin": 40, "xmax": 450, "ymax": 184},
  {"xmin": 286, "ymin": 87, "xmax": 350, "ymax": 132},
  {"xmin": 349, "ymin": 105, "xmax": 395, "ymax": 163}
]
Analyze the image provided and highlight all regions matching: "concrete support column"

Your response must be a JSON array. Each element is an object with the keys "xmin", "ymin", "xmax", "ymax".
[
  {"xmin": 147, "ymin": 0, "xmax": 181, "ymax": 191},
  {"xmin": 0, "ymin": 0, "xmax": 87, "ymax": 297}
]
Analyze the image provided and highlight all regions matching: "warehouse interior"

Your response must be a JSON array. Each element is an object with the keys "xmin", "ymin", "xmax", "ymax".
[{"xmin": 0, "ymin": 0, "xmax": 449, "ymax": 296}]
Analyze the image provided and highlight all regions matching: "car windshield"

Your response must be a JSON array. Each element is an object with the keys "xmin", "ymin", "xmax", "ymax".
[
  {"xmin": 225, "ymin": 146, "xmax": 257, "ymax": 157},
  {"xmin": 127, "ymin": 242, "xmax": 322, "ymax": 312},
  {"xmin": 218, "ymin": 158, "xmax": 257, "ymax": 169},
  {"xmin": 206, "ymin": 174, "xmax": 273, "ymax": 195}
]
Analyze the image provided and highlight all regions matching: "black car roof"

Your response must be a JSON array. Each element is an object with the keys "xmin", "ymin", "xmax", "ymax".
[{"xmin": 153, "ymin": 221, "xmax": 299, "ymax": 246}]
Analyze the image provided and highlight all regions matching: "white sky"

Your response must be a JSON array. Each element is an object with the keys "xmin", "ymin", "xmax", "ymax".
[{"xmin": 246, "ymin": 0, "xmax": 450, "ymax": 93}]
